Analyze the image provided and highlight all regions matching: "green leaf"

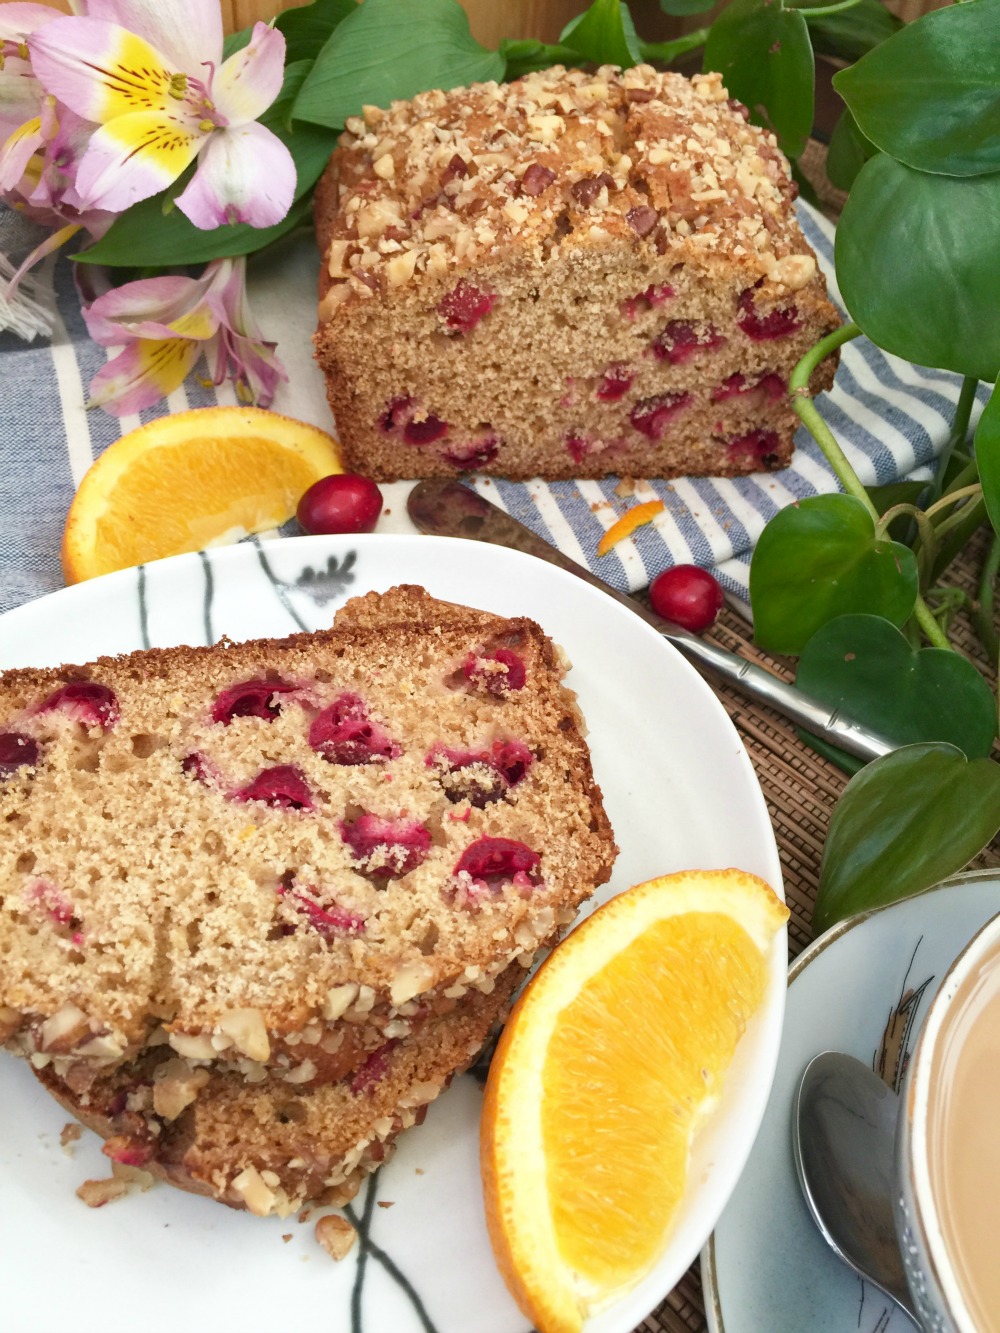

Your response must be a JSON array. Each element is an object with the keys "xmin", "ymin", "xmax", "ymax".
[
  {"xmin": 797, "ymin": 613, "xmax": 997, "ymax": 761},
  {"xmin": 660, "ymin": 0, "xmax": 718, "ymax": 17},
  {"xmin": 294, "ymin": 0, "xmax": 504, "ymax": 130},
  {"xmin": 866, "ymin": 479, "xmax": 928, "ymax": 515},
  {"xmin": 748, "ymin": 493, "xmax": 919, "ymax": 654},
  {"xmin": 825, "ymin": 107, "xmax": 875, "ymax": 193},
  {"xmin": 974, "ymin": 380, "xmax": 1000, "ymax": 540},
  {"xmin": 75, "ymin": 61, "xmax": 335, "ymax": 268},
  {"xmin": 799, "ymin": 0, "xmax": 901, "ymax": 63},
  {"xmin": 559, "ymin": 0, "xmax": 642, "ymax": 67},
  {"xmin": 276, "ymin": 0, "xmax": 357, "ymax": 64},
  {"xmin": 500, "ymin": 38, "xmax": 580, "ymax": 78},
  {"xmin": 835, "ymin": 154, "xmax": 1000, "ymax": 384},
  {"xmin": 703, "ymin": 0, "xmax": 814, "ymax": 159},
  {"xmin": 833, "ymin": 0, "xmax": 1000, "ymax": 177},
  {"xmin": 815, "ymin": 744, "xmax": 1000, "ymax": 932}
]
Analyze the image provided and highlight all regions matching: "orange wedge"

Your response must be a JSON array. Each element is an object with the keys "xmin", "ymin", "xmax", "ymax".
[
  {"xmin": 481, "ymin": 868, "xmax": 788, "ymax": 1333},
  {"xmin": 62, "ymin": 406, "xmax": 342, "ymax": 583},
  {"xmin": 596, "ymin": 499, "xmax": 665, "ymax": 557}
]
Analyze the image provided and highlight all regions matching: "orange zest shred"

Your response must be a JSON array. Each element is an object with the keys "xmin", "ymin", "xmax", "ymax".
[{"xmin": 596, "ymin": 499, "xmax": 665, "ymax": 557}]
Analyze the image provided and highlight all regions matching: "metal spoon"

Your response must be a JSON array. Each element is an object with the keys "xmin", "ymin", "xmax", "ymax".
[{"xmin": 792, "ymin": 1051, "xmax": 921, "ymax": 1327}]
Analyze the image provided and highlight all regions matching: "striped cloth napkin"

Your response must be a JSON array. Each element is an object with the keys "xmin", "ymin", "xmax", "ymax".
[{"xmin": 0, "ymin": 201, "xmax": 985, "ymax": 619}]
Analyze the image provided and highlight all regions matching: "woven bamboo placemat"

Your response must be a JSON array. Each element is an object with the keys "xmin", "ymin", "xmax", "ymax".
[{"xmin": 632, "ymin": 526, "xmax": 1000, "ymax": 1333}]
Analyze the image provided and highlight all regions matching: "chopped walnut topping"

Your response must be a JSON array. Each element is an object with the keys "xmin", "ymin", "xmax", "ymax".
[
  {"xmin": 315, "ymin": 1213, "xmax": 358, "ymax": 1261},
  {"xmin": 77, "ymin": 1177, "xmax": 130, "ymax": 1208}
]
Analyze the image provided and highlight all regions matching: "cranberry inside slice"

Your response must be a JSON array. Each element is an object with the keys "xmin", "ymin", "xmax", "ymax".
[
  {"xmin": 725, "ymin": 428, "xmax": 781, "ymax": 463},
  {"xmin": 37, "ymin": 681, "xmax": 118, "ymax": 730},
  {"xmin": 380, "ymin": 395, "xmax": 415, "ymax": 433},
  {"xmin": 341, "ymin": 814, "xmax": 431, "ymax": 878},
  {"xmin": 351, "ymin": 1039, "xmax": 399, "ymax": 1095},
  {"xmin": 279, "ymin": 883, "xmax": 366, "ymax": 937},
  {"xmin": 711, "ymin": 372, "xmax": 787, "ymax": 405},
  {"xmin": 621, "ymin": 284, "xmax": 674, "ymax": 320},
  {"xmin": 236, "ymin": 765, "xmax": 314, "ymax": 810},
  {"xmin": 309, "ymin": 693, "xmax": 402, "ymax": 766},
  {"xmin": 404, "ymin": 415, "xmax": 449, "ymax": 446},
  {"xmin": 211, "ymin": 678, "xmax": 298, "ymax": 725},
  {"xmin": 438, "ymin": 280, "xmax": 496, "ymax": 334},
  {"xmin": 630, "ymin": 392, "xmax": 692, "ymax": 440},
  {"xmin": 428, "ymin": 738, "xmax": 534, "ymax": 807},
  {"xmin": 737, "ymin": 284, "xmax": 801, "ymax": 340},
  {"xmin": 596, "ymin": 363, "xmax": 633, "ymax": 401},
  {"xmin": 651, "ymin": 321, "xmax": 726, "ymax": 365},
  {"xmin": 454, "ymin": 836, "xmax": 541, "ymax": 890},
  {"xmin": 443, "ymin": 436, "xmax": 500, "ymax": 469},
  {"xmin": 0, "ymin": 731, "xmax": 40, "ymax": 778},
  {"xmin": 463, "ymin": 649, "xmax": 526, "ymax": 695}
]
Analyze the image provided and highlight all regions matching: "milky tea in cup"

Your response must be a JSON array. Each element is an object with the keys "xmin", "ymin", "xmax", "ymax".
[{"xmin": 897, "ymin": 912, "xmax": 1000, "ymax": 1332}]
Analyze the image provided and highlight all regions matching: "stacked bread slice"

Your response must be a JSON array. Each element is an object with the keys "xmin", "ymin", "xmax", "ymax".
[{"xmin": 0, "ymin": 587, "xmax": 616, "ymax": 1216}]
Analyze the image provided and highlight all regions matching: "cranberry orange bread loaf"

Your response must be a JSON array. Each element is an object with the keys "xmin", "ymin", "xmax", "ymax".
[
  {"xmin": 313, "ymin": 63, "xmax": 840, "ymax": 482},
  {"xmin": 38, "ymin": 964, "xmax": 520, "ymax": 1218},
  {"xmin": 0, "ymin": 588, "xmax": 616, "ymax": 1083}
]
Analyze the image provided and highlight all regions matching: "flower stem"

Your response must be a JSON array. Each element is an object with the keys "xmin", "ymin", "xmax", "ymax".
[{"xmin": 799, "ymin": 0, "xmax": 863, "ymax": 17}]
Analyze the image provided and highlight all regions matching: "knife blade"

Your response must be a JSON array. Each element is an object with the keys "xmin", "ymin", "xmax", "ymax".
[{"xmin": 406, "ymin": 478, "xmax": 892, "ymax": 765}]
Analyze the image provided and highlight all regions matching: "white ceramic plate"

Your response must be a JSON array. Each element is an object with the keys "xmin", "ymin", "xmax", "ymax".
[
  {"xmin": 0, "ymin": 534, "xmax": 783, "ymax": 1333},
  {"xmin": 702, "ymin": 870, "xmax": 1000, "ymax": 1333}
]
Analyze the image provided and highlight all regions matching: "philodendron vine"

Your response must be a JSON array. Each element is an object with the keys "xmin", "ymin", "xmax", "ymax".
[{"xmin": 747, "ymin": 0, "xmax": 1000, "ymax": 933}]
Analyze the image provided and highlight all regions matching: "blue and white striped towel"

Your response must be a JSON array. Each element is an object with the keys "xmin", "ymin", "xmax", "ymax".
[{"xmin": 0, "ymin": 201, "xmax": 985, "ymax": 619}]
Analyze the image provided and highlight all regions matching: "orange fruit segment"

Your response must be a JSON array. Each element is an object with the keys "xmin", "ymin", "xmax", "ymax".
[
  {"xmin": 62, "ymin": 406, "xmax": 342, "ymax": 583},
  {"xmin": 480, "ymin": 868, "xmax": 788, "ymax": 1333}
]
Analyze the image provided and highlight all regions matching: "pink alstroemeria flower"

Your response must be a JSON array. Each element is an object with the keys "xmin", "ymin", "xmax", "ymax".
[
  {"xmin": 83, "ymin": 256, "xmax": 287, "ymax": 415},
  {"xmin": 28, "ymin": 1, "xmax": 295, "ymax": 229}
]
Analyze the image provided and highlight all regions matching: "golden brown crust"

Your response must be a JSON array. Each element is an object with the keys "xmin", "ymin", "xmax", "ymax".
[
  {"xmin": 312, "ymin": 64, "xmax": 839, "ymax": 482},
  {"xmin": 0, "ymin": 588, "xmax": 616, "ymax": 1079}
]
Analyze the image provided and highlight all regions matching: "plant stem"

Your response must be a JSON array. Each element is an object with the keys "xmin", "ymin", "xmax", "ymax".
[
  {"xmin": 974, "ymin": 531, "xmax": 1000, "ymax": 663},
  {"xmin": 928, "ymin": 376, "xmax": 980, "ymax": 503},
  {"xmin": 912, "ymin": 596, "xmax": 953, "ymax": 649},
  {"xmin": 799, "ymin": 0, "xmax": 863, "ymax": 16},
  {"xmin": 790, "ymin": 323, "xmax": 874, "ymax": 511},
  {"xmin": 640, "ymin": 29, "xmax": 709, "ymax": 62}
]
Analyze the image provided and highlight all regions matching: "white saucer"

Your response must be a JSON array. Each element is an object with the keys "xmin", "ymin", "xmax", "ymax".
[{"xmin": 702, "ymin": 870, "xmax": 1000, "ymax": 1333}]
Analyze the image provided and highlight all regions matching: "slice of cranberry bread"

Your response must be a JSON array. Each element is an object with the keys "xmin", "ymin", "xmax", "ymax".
[
  {"xmin": 0, "ymin": 588, "xmax": 616, "ymax": 1080},
  {"xmin": 37, "ymin": 963, "xmax": 519, "ymax": 1218},
  {"xmin": 313, "ymin": 63, "xmax": 839, "ymax": 482}
]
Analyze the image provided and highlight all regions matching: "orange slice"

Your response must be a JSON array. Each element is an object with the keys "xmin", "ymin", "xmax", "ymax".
[
  {"xmin": 62, "ymin": 406, "xmax": 342, "ymax": 583},
  {"xmin": 596, "ymin": 499, "xmax": 665, "ymax": 557},
  {"xmin": 481, "ymin": 868, "xmax": 788, "ymax": 1333}
]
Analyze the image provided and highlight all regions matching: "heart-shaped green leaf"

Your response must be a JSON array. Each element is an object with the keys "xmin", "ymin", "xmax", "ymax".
[
  {"xmin": 560, "ymin": 0, "xmax": 642, "ymax": 67},
  {"xmin": 833, "ymin": 0, "xmax": 1000, "ymax": 177},
  {"xmin": 660, "ymin": 0, "xmax": 717, "ymax": 17},
  {"xmin": 797, "ymin": 614, "xmax": 997, "ymax": 761},
  {"xmin": 749, "ymin": 494, "xmax": 919, "ymax": 654},
  {"xmin": 973, "ymin": 380, "xmax": 1000, "ymax": 542},
  {"xmin": 815, "ymin": 744, "xmax": 1000, "ymax": 933},
  {"xmin": 276, "ymin": 0, "xmax": 357, "ymax": 64},
  {"xmin": 75, "ymin": 62, "xmax": 333, "ymax": 268},
  {"xmin": 703, "ymin": 0, "xmax": 814, "ymax": 160},
  {"xmin": 836, "ymin": 154, "xmax": 1000, "ymax": 384},
  {"xmin": 293, "ymin": 0, "xmax": 504, "ymax": 130}
]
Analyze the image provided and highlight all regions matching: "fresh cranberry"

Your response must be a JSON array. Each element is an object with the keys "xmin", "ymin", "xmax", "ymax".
[
  {"xmin": 235, "ymin": 765, "xmax": 314, "ymax": 810},
  {"xmin": 443, "ymin": 436, "xmax": 500, "ymax": 469},
  {"xmin": 351, "ymin": 1040, "xmax": 399, "ymax": 1094},
  {"xmin": 379, "ymin": 395, "xmax": 414, "ymax": 433},
  {"xmin": 211, "ymin": 678, "xmax": 298, "ymax": 725},
  {"xmin": 463, "ymin": 648, "xmax": 526, "ymax": 695},
  {"xmin": 438, "ymin": 280, "xmax": 496, "ymax": 334},
  {"xmin": 726, "ymin": 427, "xmax": 781, "ymax": 463},
  {"xmin": 309, "ymin": 693, "xmax": 401, "ymax": 765},
  {"xmin": 621, "ymin": 284, "xmax": 674, "ymax": 320},
  {"xmin": 297, "ymin": 473, "xmax": 383, "ymax": 536},
  {"xmin": 596, "ymin": 363, "xmax": 633, "ymax": 401},
  {"xmin": 279, "ymin": 884, "xmax": 366, "ymax": 936},
  {"xmin": 36, "ymin": 681, "xmax": 118, "ymax": 729},
  {"xmin": 341, "ymin": 814, "xmax": 431, "ymax": 877},
  {"xmin": 630, "ymin": 392, "xmax": 692, "ymax": 440},
  {"xmin": 649, "ymin": 566, "xmax": 724, "ymax": 632},
  {"xmin": 737, "ymin": 284, "xmax": 801, "ymax": 340},
  {"xmin": 0, "ymin": 731, "xmax": 39, "ymax": 778},
  {"xmin": 454, "ymin": 837, "xmax": 541, "ymax": 890},
  {"xmin": 404, "ymin": 415, "xmax": 449, "ymax": 446},
  {"xmin": 651, "ymin": 321, "xmax": 726, "ymax": 364}
]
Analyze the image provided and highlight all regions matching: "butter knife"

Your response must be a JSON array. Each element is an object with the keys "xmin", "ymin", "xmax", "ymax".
[{"xmin": 406, "ymin": 478, "xmax": 892, "ymax": 765}]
